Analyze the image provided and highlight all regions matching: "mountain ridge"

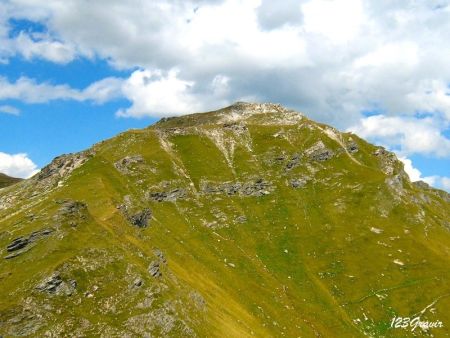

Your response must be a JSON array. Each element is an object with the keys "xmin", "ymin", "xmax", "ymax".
[
  {"xmin": 0, "ymin": 103, "xmax": 449, "ymax": 337},
  {"xmin": 0, "ymin": 173, "xmax": 23, "ymax": 189}
]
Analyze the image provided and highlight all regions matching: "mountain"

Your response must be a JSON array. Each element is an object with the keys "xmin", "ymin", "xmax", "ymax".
[
  {"xmin": 0, "ymin": 173, "xmax": 22, "ymax": 189},
  {"xmin": 0, "ymin": 102, "xmax": 449, "ymax": 337}
]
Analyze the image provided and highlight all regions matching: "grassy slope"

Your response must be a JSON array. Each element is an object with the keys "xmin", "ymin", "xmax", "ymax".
[
  {"xmin": 0, "ymin": 106, "xmax": 449, "ymax": 337},
  {"xmin": 0, "ymin": 173, "xmax": 22, "ymax": 189}
]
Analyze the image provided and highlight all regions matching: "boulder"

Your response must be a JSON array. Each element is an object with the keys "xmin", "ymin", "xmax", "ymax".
[{"xmin": 129, "ymin": 208, "xmax": 152, "ymax": 228}]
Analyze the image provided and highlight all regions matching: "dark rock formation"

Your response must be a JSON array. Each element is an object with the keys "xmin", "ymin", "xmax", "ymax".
[
  {"xmin": 58, "ymin": 200, "xmax": 87, "ymax": 217},
  {"xmin": 6, "ymin": 237, "xmax": 29, "ymax": 252},
  {"xmin": 347, "ymin": 142, "xmax": 359, "ymax": 153},
  {"xmin": 36, "ymin": 152, "xmax": 90, "ymax": 181},
  {"xmin": 290, "ymin": 178, "xmax": 308, "ymax": 188},
  {"xmin": 200, "ymin": 179, "xmax": 273, "ymax": 197},
  {"xmin": 147, "ymin": 188, "xmax": 186, "ymax": 202},
  {"xmin": 129, "ymin": 208, "xmax": 152, "ymax": 228},
  {"xmin": 148, "ymin": 249, "xmax": 167, "ymax": 278},
  {"xmin": 149, "ymin": 261, "xmax": 162, "ymax": 278},
  {"xmin": 285, "ymin": 154, "xmax": 301, "ymax": 170},
  {"xmin": 36, "ymin": 273, "xmax": 77, "ymax": 296},
  {"xmin": 305, "ymin": 141, "xmax": 334, "ymax": 161},
  {"xmin": 223, "ymin": 122, "xmax": 248, "ymax": 132},
  {"xmin": 114, "ymin": 155, "xmax": 145, "ymax": 174},
  {"xmin": 5, "ymin": 228, "xmax": 53, "ymax": 259}
]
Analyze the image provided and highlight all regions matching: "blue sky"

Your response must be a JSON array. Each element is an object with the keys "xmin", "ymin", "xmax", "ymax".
[{"xmin": 0, "ymin": 0, "xmax": 449, "ymax": 191}]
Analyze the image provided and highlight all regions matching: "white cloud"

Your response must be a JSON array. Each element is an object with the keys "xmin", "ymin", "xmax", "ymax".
[
  {"xmin": 0, "ymin": 152, "xmax": 38, "ymax": 178},
  {"xmin": 1, "ymin": 0, "xmax": 450, "ymax": 130},
  {"xmin": 302, "ymin": 0, "xmax": 364, "ymax": 43},
  {"xmin": 0, "ymin": 76, "xmax": 123, "ymax": 104},
  {"xmin": 116, "ymin": 69, "xmax": 232, "ymax": 118},
  {"xmin": 399, "ymin": 157, "xmax": 423, "ymax": 182},
  {"xmin": 398, "ymin": 157, "xmax": 450, "ymax": 192},
  {"xmin": 12, "ymin": 31, "xmax": 75, "ymax": 64},
  {"xmin": 117, "ymin": 69, "xmax": 201, "ymax": 118},
  {"xmin": 0, "ymin": 104, "xmax": 20, "ymax": 115},
  {"xmin": 348, "ymin": 115, "xmax": 450, "ymax": 157}
]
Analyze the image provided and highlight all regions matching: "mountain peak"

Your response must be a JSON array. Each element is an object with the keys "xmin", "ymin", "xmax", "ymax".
[
  {"xmin": 0, "ymin": 103, "xmax": 449, "ymax": 337},
  {"xmin": 155, "ymin": 101, "xmax": 303, "ymax": 129}
]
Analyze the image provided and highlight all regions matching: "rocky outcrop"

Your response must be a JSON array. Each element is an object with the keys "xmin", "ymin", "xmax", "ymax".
[
  {"xmin": 148, "ymin": 249, "xmax": 167, "ymax": 278},
  {"xmin": 147, "ymin": 188, "xmax": 186, "ymax": 202},
  {"xmin": 36, "ymin": 272, "xmax": 77, "ymax": 296},
  {"xmin": 200, "ymin": 178, "xmax": 273, "ymax": 197},
  {"xmin": 54, "ymin": 200, "xmax": 88, "ymax": 227},
  {"xmin": 129, "ymin": 208, "xmax": 152, "ymax": 228},
  {"xmin": 285, "ymin": 154, "xmax": 301, "ymax": 170},
  {"xmin": 36, "ymin": 152, "xmax": 90, "ymax": 182},
  {"xmin": 5, "ymin": 228, "xmax": 53, "ymax": 259},
  {"xmin": 223, "ymin": 122, "xmax": 248, "ymax": 133},
  {"xmin": 289, "ymin": 178, "xmax": 309, "ymax": 188},
  {"xmin": 347, "ymin": 142, "xmax": 359, "ymax": 153},
  {"xmin": 114, "ymin": 155, "xmax": 144, "ymax": 174},
  {"xmin": 305, "ymin": 141, "xmax": 334, "ymax": 161},
  {"xmin": 373, "ymin": 147, "xmax": 398, "ymax": 175}
]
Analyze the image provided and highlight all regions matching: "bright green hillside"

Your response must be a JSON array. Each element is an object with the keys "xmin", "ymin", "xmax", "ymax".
[{"xmin": 0, "ymin": 103, "xmax": 449, "ymax": 337}]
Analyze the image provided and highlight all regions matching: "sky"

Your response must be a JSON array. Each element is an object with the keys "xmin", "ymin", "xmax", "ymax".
[{"xmin": 0, "ymin": 0, "xmax": 449, "ymax": 191}]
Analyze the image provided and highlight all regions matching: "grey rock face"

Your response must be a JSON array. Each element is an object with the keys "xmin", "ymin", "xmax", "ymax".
[
  {"xmin": 290, "ymin": 178, "xmax": 308, "ymax": 188},
  {"xmin": 114, "ymin": 155, "xmax": 144, "ymax": 174},
  {"xmin": 235, "ymin": 215, "xmax": 247, "ymax": 223},
  {"xmin": 129, "ymin": 208, "xmax": 152, "ymax": 228},
  {"xmin": 149, "ymin": 249, "xmax": 167, "ymax": 278},
  {"xmin": 149, "ymin": 261, "xmax": 162, "ymax": 278},
  {"xmin": 36, "ymin": 273, "xmax": 76, "ymax": 296},
  {"xmin": 310, "ymin": 149, "xmax": 334, "ymax": 161},
  {"xmin": 58, "ymin": 200, "xmax": 87, "ymax": 217},
  {"xmin": 6, "ymin": 237, "xmax": 29, "ymax": 252},
  {"xmin": 5, "ymin": 228, "xmax": 53, "ymax": 259},
  {"xmin": 200, "ymin": 179, "xmax": 273, "ymax": 197},
  {"xmin": 148, "ymin": 188, "xmax": 186, "ymax": 202},
  {"xmin": 36, "ymin": 152, "xmax": 90, "ymax": 181},
  {"xmin": 305, "ymin": 141, "xmax": 334, "ymax": 161},
  {"xmin": 285, "ymin": 154, "xmax": 301, "ymax": 170},
  {"xmin": 373, "ymin": 147, "xmax": 398, "ymax": 175},
  {"xmin": 223, "ymin": 122, "xmax": 248, "ymax": 133},
  {"xmin": 347, "ymin": 142, "xmax": 359, "ymax": 153}
]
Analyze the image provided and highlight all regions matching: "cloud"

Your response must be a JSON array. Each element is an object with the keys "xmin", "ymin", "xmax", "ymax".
[
  {"xmin": 0, "ymin": 104, "xmax": 20, "ymax": 115},
  {"xmin": 117, "ymin": 69, "xmax": 201, "ymax": 118},
  {"xmin": 0, "ymin": 1, "xmax": 449, "ymax": 129},
  {"xmin": 399, "ymin": 157, "xmax": 423, "ymax": 182},
  {"xmin": 0, "ymin": 76, "xmax": 123, "ymax": 104},
  {"xmin": 348, "ymin": 115, "xmax": 450, "ymax": 157},
  {"xmin": 117, "ymin": 69, "xmax": 231, "ymax": 118},
  {"xmin": 12, "ymin": 31, "xmax": 75, "ymax": 64},
  {"xmin": 0, "ymin": 152, "xmax": 39, "ymax": 178},
  {"xmin": 398, "ymin": 157, "xmax": 450, "ymax": 192},
  {"xmin": 301, "ymin": 0, "xmax": 364, "ymax": 43}
]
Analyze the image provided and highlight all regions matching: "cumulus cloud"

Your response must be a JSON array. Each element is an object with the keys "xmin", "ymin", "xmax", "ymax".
[
  {"xmin": 0, "ymin": 104, "xmax": 20, "ymax": 115},
  {"xmin": 0, "ymin": 152, "xmax": 38, "ymax": 178},
  {"xmin": 117, "ymin": 69, "xmax": 232, "ymax": 118},
  {"xmin": 348, "ymin": 115, "xmax": 450, "ymax": 157},
  {"xmin": 1, "ymin": 0, "xmax": 449, "ymax": 128},
  {"xmin": 117, "ymin": 69, "xmax": 201, "ymax": 118},
  {"xmin": 0, "ymin": 76, "xmax": 123, "ymax": 104},
  {"xmin": 398, "ymin": 157, "xmax": 450, "ymax": 192},
  {"xmin": 12, "ymin": 32, "xmax": 75, "ymax": 64}
]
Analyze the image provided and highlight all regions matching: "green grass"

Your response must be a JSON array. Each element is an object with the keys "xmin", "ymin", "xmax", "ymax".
[{"xmin": 0, "ymin": 105, "xmax": 449, "ymax": 337}]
